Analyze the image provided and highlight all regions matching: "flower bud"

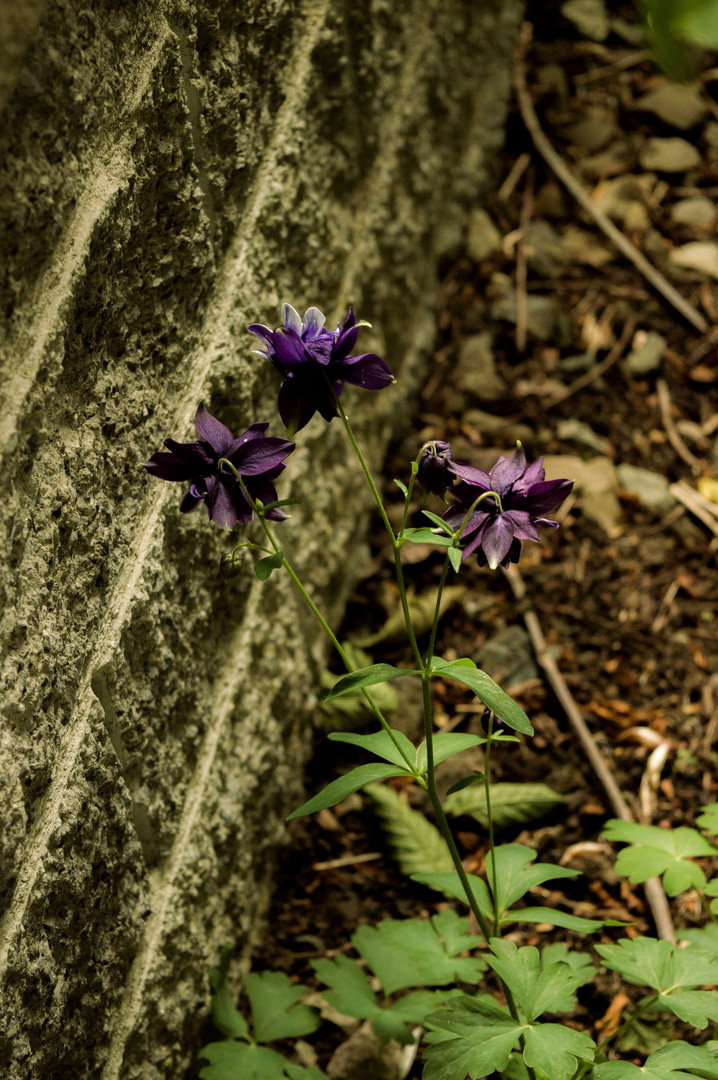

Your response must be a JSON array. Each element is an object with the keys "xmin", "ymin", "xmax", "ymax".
[
  {"xmin": 219, "ymin": 550, "xmax": 245, "ymax": 581},
  {"xmin": 417, "ymin": 441, "xmax": 453, "ymax": 497}
]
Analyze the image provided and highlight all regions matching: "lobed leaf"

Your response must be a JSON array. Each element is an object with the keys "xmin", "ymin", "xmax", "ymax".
[
  {"xmin": 287, "ymin": 764, "xmax": 410, "ymax": 820},
  {"xmin": 697, "ymin": 803, "xmax": 718, "ymax": 835},
  {"xmin": 311, "ymin": 955, "xmax": 380, "ymax": 1020},
  {"xmin": 244, "ymin": 971, "xmax": 320, "ymax": 1043},
  {"xmin": 353, "ymin": 916, "xmax": 485, "ymax": 995},
  {"xmin": 603, "ymin": 819, "xmax": 717, "ymax": 896},
  {"xmin": 209, "ymin": 948, "xmax": 249, "ymax": 1040},
  {"xmin": 199, "ymin": 1041, "xmax": 287, "ymax": 1080},
  {"xmin": 486, "ymin": 843, "xmax": 580, "ymax": 918},
  {"xmin": 593, "ymin": 1040, "xmax": 718, "ymax": 1080},
  {"xmin": 412, "ymin": 871, "xmax": 493, "ymax": 915},
  {"xmin": 505, "ymin": 906, "xmax": 622, "ymax": 933},
  {"xmin": 485, "ymin": 938, "xmax": 585, "ymax": 1021}
]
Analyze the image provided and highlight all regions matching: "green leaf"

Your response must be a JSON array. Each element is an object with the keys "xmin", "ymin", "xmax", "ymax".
[
  {"xmin": 387, "ymin": 987, "xmax": 462, "ymax": 1025},
  {"xmin": 448, "ymin": 547, "xmax": 463, "ymax": 572},
  {"xmin": 287, "ymin": 764, "xmax": 410, "ymax": 820},
  {"xmin": 603, "ymin": 819, "xmax": 718, "ymax": 895},
  {"xmin": 444, "ymin": 782, "xmax": 565, "ymax": 829},
  {"xmin": 329, "ymin": 728, "xmax": 417, "ymax": 770},
  {"xmin": 402, "ymin": 527, "xmax": 453, "ymax": 548},
  {"xmin": 539, "ymin": 943, "xmax": 596, "ymax": 1012},
  {"xmin": 244, "ymin": 971, "xmax": 320, "ymax": 1043},
  {"xmin": 364, "ymin": 782, "xmax": 456, "ymax": 878},
  {"xmin": 679, "ymin": 924, "xmax": 718, "ymax": 956},
  {"xmin": 209, "ymin": 948, "xmax": 250, "ymax": 1039},
  {"xmin": 697, "ymin": 803, "xmax": 718, "ymax": 834},
  {"xmin": 657, "ymin": 990, "xmax": 718, "ymax": 1028},
  {"xmin": 445, "ymin": 774, "xmax": 484, "ymax": 797},
  {"xmin": 597, "ymin": 937, "xmax": 718, "ymax": 1021},
  {"xmin": 394, "ymin": 478, "xmax": 408, "ymax": 496},
  {"xmin": 593, "ymin": 1040, "xmax": 718, "ymax": 1080},
  {"xmin": 198, "ymin": 1041, "xmax": 288, "ymax": 1080},
  {"xmin": 353, "ymin": 917, "xmax": 486, "ymax": 995},
  {"xmin": 412, "ymin": 871, "xmax": 494, "ymax": 916},
  {"xmin": 324, "ymin": 664, "xmax": 421, "ymax": 702},
  {"xmin": 522, "ymin": 1025, "xmax": 596, "ymax": 1080},
  {"xmin": 422, "ymin": 510, "xmax": 455, "ymax": 536},
  {"xmin": 431, "ymin": 908, "xmax": 486, "ymax": 956},
  {"xmin": 423, "ymin": 995, "xmax": 594, "ymax": 1080},
  {"xmin": 415, "ymin": 732, "xmax": 485, "ymax": 772},
  {"xmin": 430, "ymin": 657, "xmax": 533, "ymax": 735},
  {"xmin": 372, "ymin": 1011, "xmax": 417, "ymax": 1045},
  {"xmin": 505, "ymin": 907, "xmax": 621, "ymax": 933},
  {"xmin": 284, "ymin": 1067, "xmax": 329, "ymax": 1080},
  {"xmin": 320, "ymin": 643, "xmax": 399, "ymax": 730},
  {"xmin": 254, "ymin": 550, "xmax": 285, "ymax": 582},
  {"xmin": 423, "ymin": 995, "xmax": 520, "ymax": 1080},
  {"xmin": 486, "ymin": 938, "xmax": 585, "ymax": 1021},
  {"xmin": 311, "ymin": 955, "xmax": 380, "ymax": 1019},
  {"xmin": 486, "ymin": 843, "xmax": 580, "ymax": 918},
  {"xmin": 674, "ymin": 0, "xmax": 718, "ymax": 48}
]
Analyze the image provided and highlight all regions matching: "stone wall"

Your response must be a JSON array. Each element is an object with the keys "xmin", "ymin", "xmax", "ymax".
[{"xmin": 0, "ymin": 1, "xmax": 521, "ymax": 1076}]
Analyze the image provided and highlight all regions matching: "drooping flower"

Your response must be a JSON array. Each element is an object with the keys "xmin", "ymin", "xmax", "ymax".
[
  {"xmin": 143, "ymin": 403, "xmax": 295, "ymax": 530},
  {"xmin": 442, "ymin": 443, "xmax": 573, "ymax": 570},
  {"xmin": 248, "ymin": 303, "xmax": 395, "ymax": 434},
  {"xmin": 417, "ymin": 440, "xmax": 454, "ymax": 498}
]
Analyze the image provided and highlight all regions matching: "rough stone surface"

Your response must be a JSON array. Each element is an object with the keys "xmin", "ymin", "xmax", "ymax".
[{"xmin": 0, "ymin": 1, "xmax": 521, "ymax": 1077}]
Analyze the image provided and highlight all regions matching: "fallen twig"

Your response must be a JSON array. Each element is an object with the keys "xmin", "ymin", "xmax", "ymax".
[
  {"xmin": 670, "ymin": 480, "xmax": 718, "ymax": 539},
  {"xmin": 656, "ymin": 378, "xmax": 703, "ymax": 476},
  {"xmin": 514, "ymin": 23, "xmax": 709, "ymax": 335},
  {"xmin": 504, "ymin": 563, "xmax": 677, "ymax": 943},
  {"xmin": 516, "ymin": 168, "xmax": 534, "ymax": 354},
  {"xmin": 547, "ymin": 313, "xmax": 637, "ymax": 408}
]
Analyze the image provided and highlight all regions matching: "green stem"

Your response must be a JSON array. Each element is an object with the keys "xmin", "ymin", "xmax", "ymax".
[
  {"xmin": 327, "ymin": 390, "xmax": 425, "ymax": 671},
  {"xmin": 398, "ymin": 463, "xmax": 418, "ymax": 539},
  {"xmin": 420, "ymin": 674, "xmax": 492, "ymax": 941},
  {"xmin": 330, "ymin": 390, "xmax": 396, "ymax": 544},
  {"xmin": 426, "ymin": 552, "xmax": 450, "ymax": 667},
  {"xmin": 484, "ymin": 713, "xmax": 501, "ymax": 937},
  {"xmin": 218, "ymin": 459, "xmax": 415, "ymax": 771}
]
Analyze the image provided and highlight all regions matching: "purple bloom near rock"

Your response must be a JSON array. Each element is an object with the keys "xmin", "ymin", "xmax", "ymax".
[
  {"xmin": 443, "ymin": 444, "xmax": 573, "ymax": 570},
  {"xmin": 143, "ymin": 404, "xmax": 295, "ymax": 530},
  {"xmin": 248, "ymin": 303, "xmax": 395, "ymax": 434},
  {"xmin": 417, "ymin": 440, "xmax": 454, "ymax": 497}
]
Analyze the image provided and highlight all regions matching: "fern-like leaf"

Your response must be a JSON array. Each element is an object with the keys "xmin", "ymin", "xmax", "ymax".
[
  {"xmin": 364, "ymin": 783, "xmax": 455, "ymax": 880},
  {"xmin": 444, "ymin": 782, "xmax": 565, "ymax": 828}
]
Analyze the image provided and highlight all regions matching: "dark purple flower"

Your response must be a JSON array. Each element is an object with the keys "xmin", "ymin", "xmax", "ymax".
[
  {"xmin": 248, "ymin": 303, "xmax": 395, "ymax": 434},
  {"xmin": 442, "ymin": 444, "xmax": 573, "ymax": 570},
  {"xmin": 143, "ymin": 404, "xmax": 295, "ymax": 530},
  {"xmin": 417, "ymin": 440, "xmax": 454, "ymax": 498}
]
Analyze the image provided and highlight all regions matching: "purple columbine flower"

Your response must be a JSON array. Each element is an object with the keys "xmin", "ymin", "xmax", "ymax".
[
  {"xmin": 143, "ymin": 403, "xmax": 295, "ymax": 530},
  {"xmin": 442, "ymin": 443, "xmax": 573, "ymax": 570},
  {"xmin": 248, "ymin": 303, "xmax": 395, "ymax": 434},
  {"xmin": 417, "ymin": 440, "xmax": 454, "ymax": 498}
]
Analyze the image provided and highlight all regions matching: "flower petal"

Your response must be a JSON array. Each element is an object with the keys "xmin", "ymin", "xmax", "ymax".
[
  {"xmin": 205, "ymin": 475, "xmax": 251, "ymax": 530},
  {"xmin": 273, "ymin": 328, "xmax": 316, "ymax": 369},
  {"xmin": 301, "ymin": 306, "xmax": 326, "ymax": 338},
  {"xmin": 247, "ymin": 324, "xmax": 274, "ymax": 351},
  {"xmin": 194, "ymin": 404, "xmax": 236, "ymax": 456},
  {"xmin": 143, "ymin": 451, "xmax": 197, "ymax": 482},
  {"xmin": 179, "ymin": 488, "xmax": 204, "ymax": 513},
  {"xmin": 489, "ymin": 444, "xmax": 527, "ymax": 496},
  {"xmin": 513, "ymin": 456, "xmax": 545, "ymax": 492},
  {"xmin": 503, "ymin": 509, "xmax": 539, "ymax": 543},
  {"xmin": 230, "ymin": 436, "xmax": 295, "ymax": 475},
  {"xmin": 277, "ymin": 377, "xmax": 320, "ymax": 432},
  {"xmin": 282, "ymin": 303, "xmax": 303, "ymax": 334},
  {"xmin": 333, "ymin": 352, "xmax": 395, "ymax": 390},
  {"xmin": 512, "ymin": 478, "xmax": 574, "ymax": 516},
  {"xmin": 447, "ymin": 462, "xmax": 492, "ymax": 489},
  {"xmin": 480, "ymin": 514, "xmax": 516, "ymax": 570},
  {"xmin": 226, "ymin": 423, "xmax": 271, "ymax": 458}
]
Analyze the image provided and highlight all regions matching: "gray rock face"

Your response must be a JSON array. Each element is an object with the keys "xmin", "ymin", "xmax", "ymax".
[{"xmin": 0, "ymin": 1, "xmax": 521, "ymax": 1077}]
